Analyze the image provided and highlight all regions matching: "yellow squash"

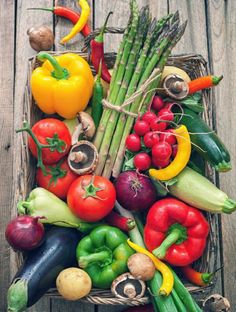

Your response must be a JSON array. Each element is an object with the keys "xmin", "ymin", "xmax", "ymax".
[{"xmin": 31, "ymin": 52, "xmax": 94, "ymax": 119}]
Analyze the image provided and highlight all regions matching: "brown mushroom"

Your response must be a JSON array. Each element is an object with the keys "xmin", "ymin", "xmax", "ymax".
[
  {"xmin": 162, "ymin": 74, "xmax": 189, "ymax": 100},
  {"xmin": 202, "ymin": 294, "xmax": 231, "ymax": 312},
  {"xmin": 70, "ymin": 112, "xmax": 96, "ymax": 145},
  {"xmin": 68, "ymin": 141, "xmax": 98, "ymax": 175},
  {"xmin": 27, "ymin": 25, "xmax": 54, "ymax": 52},
  {"xmin": 111, "ymin": 273, "xmax": 146, "ymax": 299}
]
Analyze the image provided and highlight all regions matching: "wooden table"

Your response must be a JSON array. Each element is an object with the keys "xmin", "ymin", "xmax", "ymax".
[{"xmin": 1, "ymin": 0, "xmax": 236, "ymax": 311}]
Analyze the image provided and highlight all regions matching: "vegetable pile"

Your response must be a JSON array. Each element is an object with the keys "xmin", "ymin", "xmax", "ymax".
[{"xmin": 6, "ymin": 0, "xmax": 236, "ymax": 311}]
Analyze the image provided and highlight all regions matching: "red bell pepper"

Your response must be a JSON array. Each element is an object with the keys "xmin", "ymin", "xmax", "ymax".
[{"xmin": 144, "ymin": 198, "xmax": 209, "ymax": 266}]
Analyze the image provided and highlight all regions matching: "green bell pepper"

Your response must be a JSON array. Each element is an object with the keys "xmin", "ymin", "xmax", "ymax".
[{"xmin": 76, "ymin": 225, "xmax": 134, "ymax": 289}]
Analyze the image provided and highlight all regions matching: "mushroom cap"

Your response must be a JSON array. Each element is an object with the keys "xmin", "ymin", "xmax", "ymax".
[
  {"xmin": 111, "ymin": 273, "xmax": 146, "ymax": 299},
  {"xmin": 163, "ymin": 74, "xmax": 189, "ymax": 100},
  {"xmin": 68, "ymin": 141, "xmax": 98, "ymax": 175}
]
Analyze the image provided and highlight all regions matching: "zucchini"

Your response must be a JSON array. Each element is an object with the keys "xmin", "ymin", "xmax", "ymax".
[
  {"xmin": 168, "ymin": 166, "xmax": 236, "ymax": 214},
  {"xmin": 180, "ymin": 108, "xmax": 231, "ymax": 172},
  {"xmin": 7, "ymin": 227, "xmax": 80, "ymax": 311}
]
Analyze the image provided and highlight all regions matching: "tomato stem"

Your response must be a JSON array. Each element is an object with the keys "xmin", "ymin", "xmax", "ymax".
[{"xmin": 81, "ymin": 175, "xmax": 104, "ymax": 199}]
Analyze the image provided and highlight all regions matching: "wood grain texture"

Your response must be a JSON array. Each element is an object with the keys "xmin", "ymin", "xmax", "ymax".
[
  {"xmin": 168, "ymin": 0, "xmax": 209, "ymax": 58},
  {"xmin": 12, "ymin": 1, "xmax": 53, "ymax": 311},
  {"xmin": 206, "ymin": 0, "xmax": 236, "ymax": 307},
  {"xmin": 54, "ymin": 0, "xmax": 93, "ymax": 51},
  {"xmin": 0, "ymin": 1, "xmax": 14, "ymax": 310}
]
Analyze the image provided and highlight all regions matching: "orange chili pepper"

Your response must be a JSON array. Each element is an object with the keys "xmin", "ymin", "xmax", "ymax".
[
  {"xmin": 188, "ymin": 75, "xmax": 223, "ymax": 94},
  {"xmin": 181, "ymin": 265, "xmax": 214, "ymax": 287}
]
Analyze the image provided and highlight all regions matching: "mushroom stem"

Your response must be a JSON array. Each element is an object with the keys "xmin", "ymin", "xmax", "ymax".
[
  {"xmin": 123, "ymin": 283, "xmax": 137, "ymax": 298},
  {"xmin": 69, "ymin": 151, "xmax": 88, "ymax": 164}
]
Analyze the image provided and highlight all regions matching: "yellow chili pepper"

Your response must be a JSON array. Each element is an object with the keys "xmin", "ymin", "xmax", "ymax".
[
  {"xmin": 127, "ymin": 239, "xmax": 174, "ymax": 296},
  {"xmin": 31, "ymin": 52, "xmax": 94, "ymax": 119},
  {"xmin": 149, "ymin": 125, "xmax": 191, "ymax": 181},
  {"xmin": 60, "ymin": 0, "xmax": 90, "ymax": 44}
]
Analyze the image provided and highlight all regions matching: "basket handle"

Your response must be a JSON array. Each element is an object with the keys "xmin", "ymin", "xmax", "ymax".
[{"xmin": 82, "ymin": 26, "xmax": 124, "ymax": 52}]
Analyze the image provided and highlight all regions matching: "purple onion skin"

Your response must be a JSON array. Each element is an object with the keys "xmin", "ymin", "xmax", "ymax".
[
  {"xmin": 5, "ymin": 215, "xmax": 45, "ymax": 251},
  {"xmin": 115, "ymin": 171, "xmax": 157, "ymax": 211}
]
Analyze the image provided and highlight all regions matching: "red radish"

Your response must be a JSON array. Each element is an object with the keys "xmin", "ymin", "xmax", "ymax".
[
  {"xmin": 134, "ymin": 120, "xmax": 150, "ymax": 136},
  {"xmin": 143, "ymin": 132, "xmax": 159, "ymax": 148},
  {"xmin": 134, "ymin": 153, "xmax": 151, "ymax": 171},
  {"xmin": 5, "ymin": 216, "xmax": 45, "ymax": 251},
  {"xmin": 142, "ymin": 111, "xmax": 157, "ymax": 125},
  {"xmin": 151, "ymin": 96, "xmax": 164, "ymax": 111},
  {"xmin": 158, "ymin": 108, "xmax": 174, "ymax": 122},
  {"xmin": 126, "ymin": 134, "xmax": 141, "ymax": 152},
  {"xmin": 115, "ymin": 171, "xmax": 157, "ymax": 211},
  {"xmin": 172, "ymin": 144, "xmax": 178, "ymax": 158},
  {"xmin": 152, "ymin": 157, "xmax": 170, "ymax": 168},
  {"xmin": 164, "ymin": 102, "xmax": 174, "ymax": 110},
  {"xmin": 150, "ymin": 117, "xmax": 167, "ymax": 132},
  {"xmin": 160, "ymin": 129, "xmax": 177, "ymax": 145},
  {"xmin": 152, "ymin": 141, "xmax": 172, "ymax": 160}
]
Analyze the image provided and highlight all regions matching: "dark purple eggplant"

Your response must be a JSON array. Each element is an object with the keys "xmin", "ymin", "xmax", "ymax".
[{"xmin": 7, "ymin": 226, "xmax": 80, "ymax": 311}]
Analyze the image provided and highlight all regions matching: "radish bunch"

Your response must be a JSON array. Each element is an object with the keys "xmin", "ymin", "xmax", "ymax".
[{"xmin": 125, "ymin": 96, "xmax": 178, "ymax": 172}]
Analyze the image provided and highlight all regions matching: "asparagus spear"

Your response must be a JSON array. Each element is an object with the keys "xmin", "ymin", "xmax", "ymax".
[
  {"xmin": 95, "ymin": 6, "xmax": 150, "ymax": 175},
  {"xmin": 112, "ymin": 21, "xmax": 187, "ymax": 177},
  {"xmin": 93, "ymin": 0, "xmax": 139, "ymax": 151}
]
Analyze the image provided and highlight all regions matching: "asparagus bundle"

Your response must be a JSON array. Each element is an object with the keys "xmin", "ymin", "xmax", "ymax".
[{"xmin": 93, "ymin": 0, "xmax": 187, "ymax": 178}]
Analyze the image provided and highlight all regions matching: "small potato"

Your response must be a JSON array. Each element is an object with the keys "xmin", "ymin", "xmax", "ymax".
[
  {"xmin": 127, "ymin": 253, "xmax": 156, "ymax": 281},
  {"xmin": 56, "ymin": 267, "xmax": 92, "ymax": 300}
]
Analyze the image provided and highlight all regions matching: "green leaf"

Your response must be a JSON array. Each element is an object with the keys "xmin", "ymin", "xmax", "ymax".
[
  {"xmin": 165, "ymin": 177, "xmax": 178, "ymax": 186},
  {"xmin": 122, "ymin": 156, "xmax": 135, "ymax": 171},
  {"xmin": 180, "ymin": 92, "xmax": 204, "ymax": 113}
]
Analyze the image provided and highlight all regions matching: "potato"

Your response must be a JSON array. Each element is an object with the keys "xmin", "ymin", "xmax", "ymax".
[
  {"xmin": 56, "ymin": 267, "xmax": 92, "ymax": 300},
  {"xmin": 127, "ymin": 253, "xmax": 156, "ymax": 281}
]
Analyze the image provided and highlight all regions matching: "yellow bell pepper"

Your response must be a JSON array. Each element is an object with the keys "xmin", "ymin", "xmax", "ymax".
[
  {"xmin": 149, "ymin": 125, "xmax": 191, "ymax": 181},
  {"xmin": 31, "ymin": 52, "xmax": 94, "ymax": 119}
]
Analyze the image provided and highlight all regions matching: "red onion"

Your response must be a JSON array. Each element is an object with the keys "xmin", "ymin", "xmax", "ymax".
[
  {"xmin": 115, "ymin": 171, "xmax": 157, "ymax": 211},
  {"xmin": 5, "ymin": 216, "xmax": 45, "ymax": 251}
]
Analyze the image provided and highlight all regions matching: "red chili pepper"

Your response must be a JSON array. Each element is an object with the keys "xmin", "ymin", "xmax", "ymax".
[
  {"xmin": 90, "ymin": 12, "xmax": 113, "ymax": 83},
  {"xmin": 144, "ymin": 198, "xmax": 209, "ymax": 266},
  {"xmin": 188, "ymin": 75, "xmax": 223, "ymax": 94},
  {"xmin": 28, "ymin": 7, "xmax": 91, "ymax": 37},
  {"xmin": 181, "ymin": 265, "xmax": 214, "ymax": 287},
  {"xmin": 105, "ymin": 211, "xmax": 135, "ymax": 232}
]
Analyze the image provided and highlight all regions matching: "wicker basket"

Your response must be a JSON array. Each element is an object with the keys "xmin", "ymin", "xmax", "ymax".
[{"xmin": 13, "ymin": 51, "xmax": 219, "ymax": 306}]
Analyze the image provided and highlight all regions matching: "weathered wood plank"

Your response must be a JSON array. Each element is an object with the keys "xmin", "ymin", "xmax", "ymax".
[
  {"xmin": 54, "ymin": 0, "xmax": 93, "ymax": 51},
  {"xmin": 0, "ymin": 0, "xmax": 14, "ymax": 310},
  {"xmin": 13, "ymin": 1, "xmax": 54, "ymax": 311},
  {"xmin": 168, "ymin": 0, "xmax": 208, "ymax": 58},
  {"xmin": 206, "ymin": 0, "xmax": 236, "ymax": 307}
]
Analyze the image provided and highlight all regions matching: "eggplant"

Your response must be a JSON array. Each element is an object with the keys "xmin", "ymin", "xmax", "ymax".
[{"xmin": 7, "ymin": 227, "xmax": 80, "ymax": 312}]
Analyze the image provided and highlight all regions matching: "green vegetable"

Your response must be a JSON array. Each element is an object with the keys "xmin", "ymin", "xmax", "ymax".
[
  {"xmin": 170, "ymin": 267, "xmax": 203, "ymax": 312},
  {"xmin": 17, "ymin": 187, "xmax": 101, "ymax": 232},
  {"xmin": 171, "ymin": 288, "xmax": 187, "ymax": 312},
  {"xmin": 168, "ymin": 167, "xmax": 236, "ymax": 214},
  {"xmin": 91, "ymin": 61, "xmax": 104, "ymax": 128},
  {"xmin": 180, "ymin": 108, "xmax": 231, "ymax": 172},
  {"xmin": 76, "ymin": 225, "xmax": 134, "ymax": 289}
]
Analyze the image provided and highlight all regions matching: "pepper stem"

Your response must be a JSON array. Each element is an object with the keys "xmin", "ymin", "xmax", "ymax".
[
  {"xmin": 37, "ymin": 52, "xmax": 69, "ymax": 80},
  {"xmin": 212, "ymin": 75, "xmax": 223, "ymax": 85},
  {"xmin": 152, "ymin": 223, "xmax": 187, "ymax": 259},
  {"xmin": 95, "ymin": 11, "xmax": 113, "ymax": 43},
  {"xmin": 27, "ymin": 7, "xmax": 54, "ymax": 12},
  {"xmin": 78, "ymin": 250, "xmax": 111, "ymax": 268},
  {"xmin": 201, "ymin": 272, "xmax": 214, "ymax": 285}
]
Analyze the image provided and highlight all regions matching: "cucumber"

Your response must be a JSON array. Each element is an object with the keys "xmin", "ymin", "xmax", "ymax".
[
  {"xmin": 180, "ymin": 108, "xmax": 231, "ymax": 172},
  {"xmin": 168, "ymin": 167, "xmax": 236, "ymax": 214}
]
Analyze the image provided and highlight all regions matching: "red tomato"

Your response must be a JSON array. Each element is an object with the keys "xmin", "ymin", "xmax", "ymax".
[
  {"xmin": 67, "ymin": 175, "xmax": 116, "ymax": 222},
  {"xmin": 36, "ymin": 159, "xmax": 77, "ymax": 199},
  {"xmin": 28, "ymin": 118, "xmax": 71, "ymax": 165}
]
